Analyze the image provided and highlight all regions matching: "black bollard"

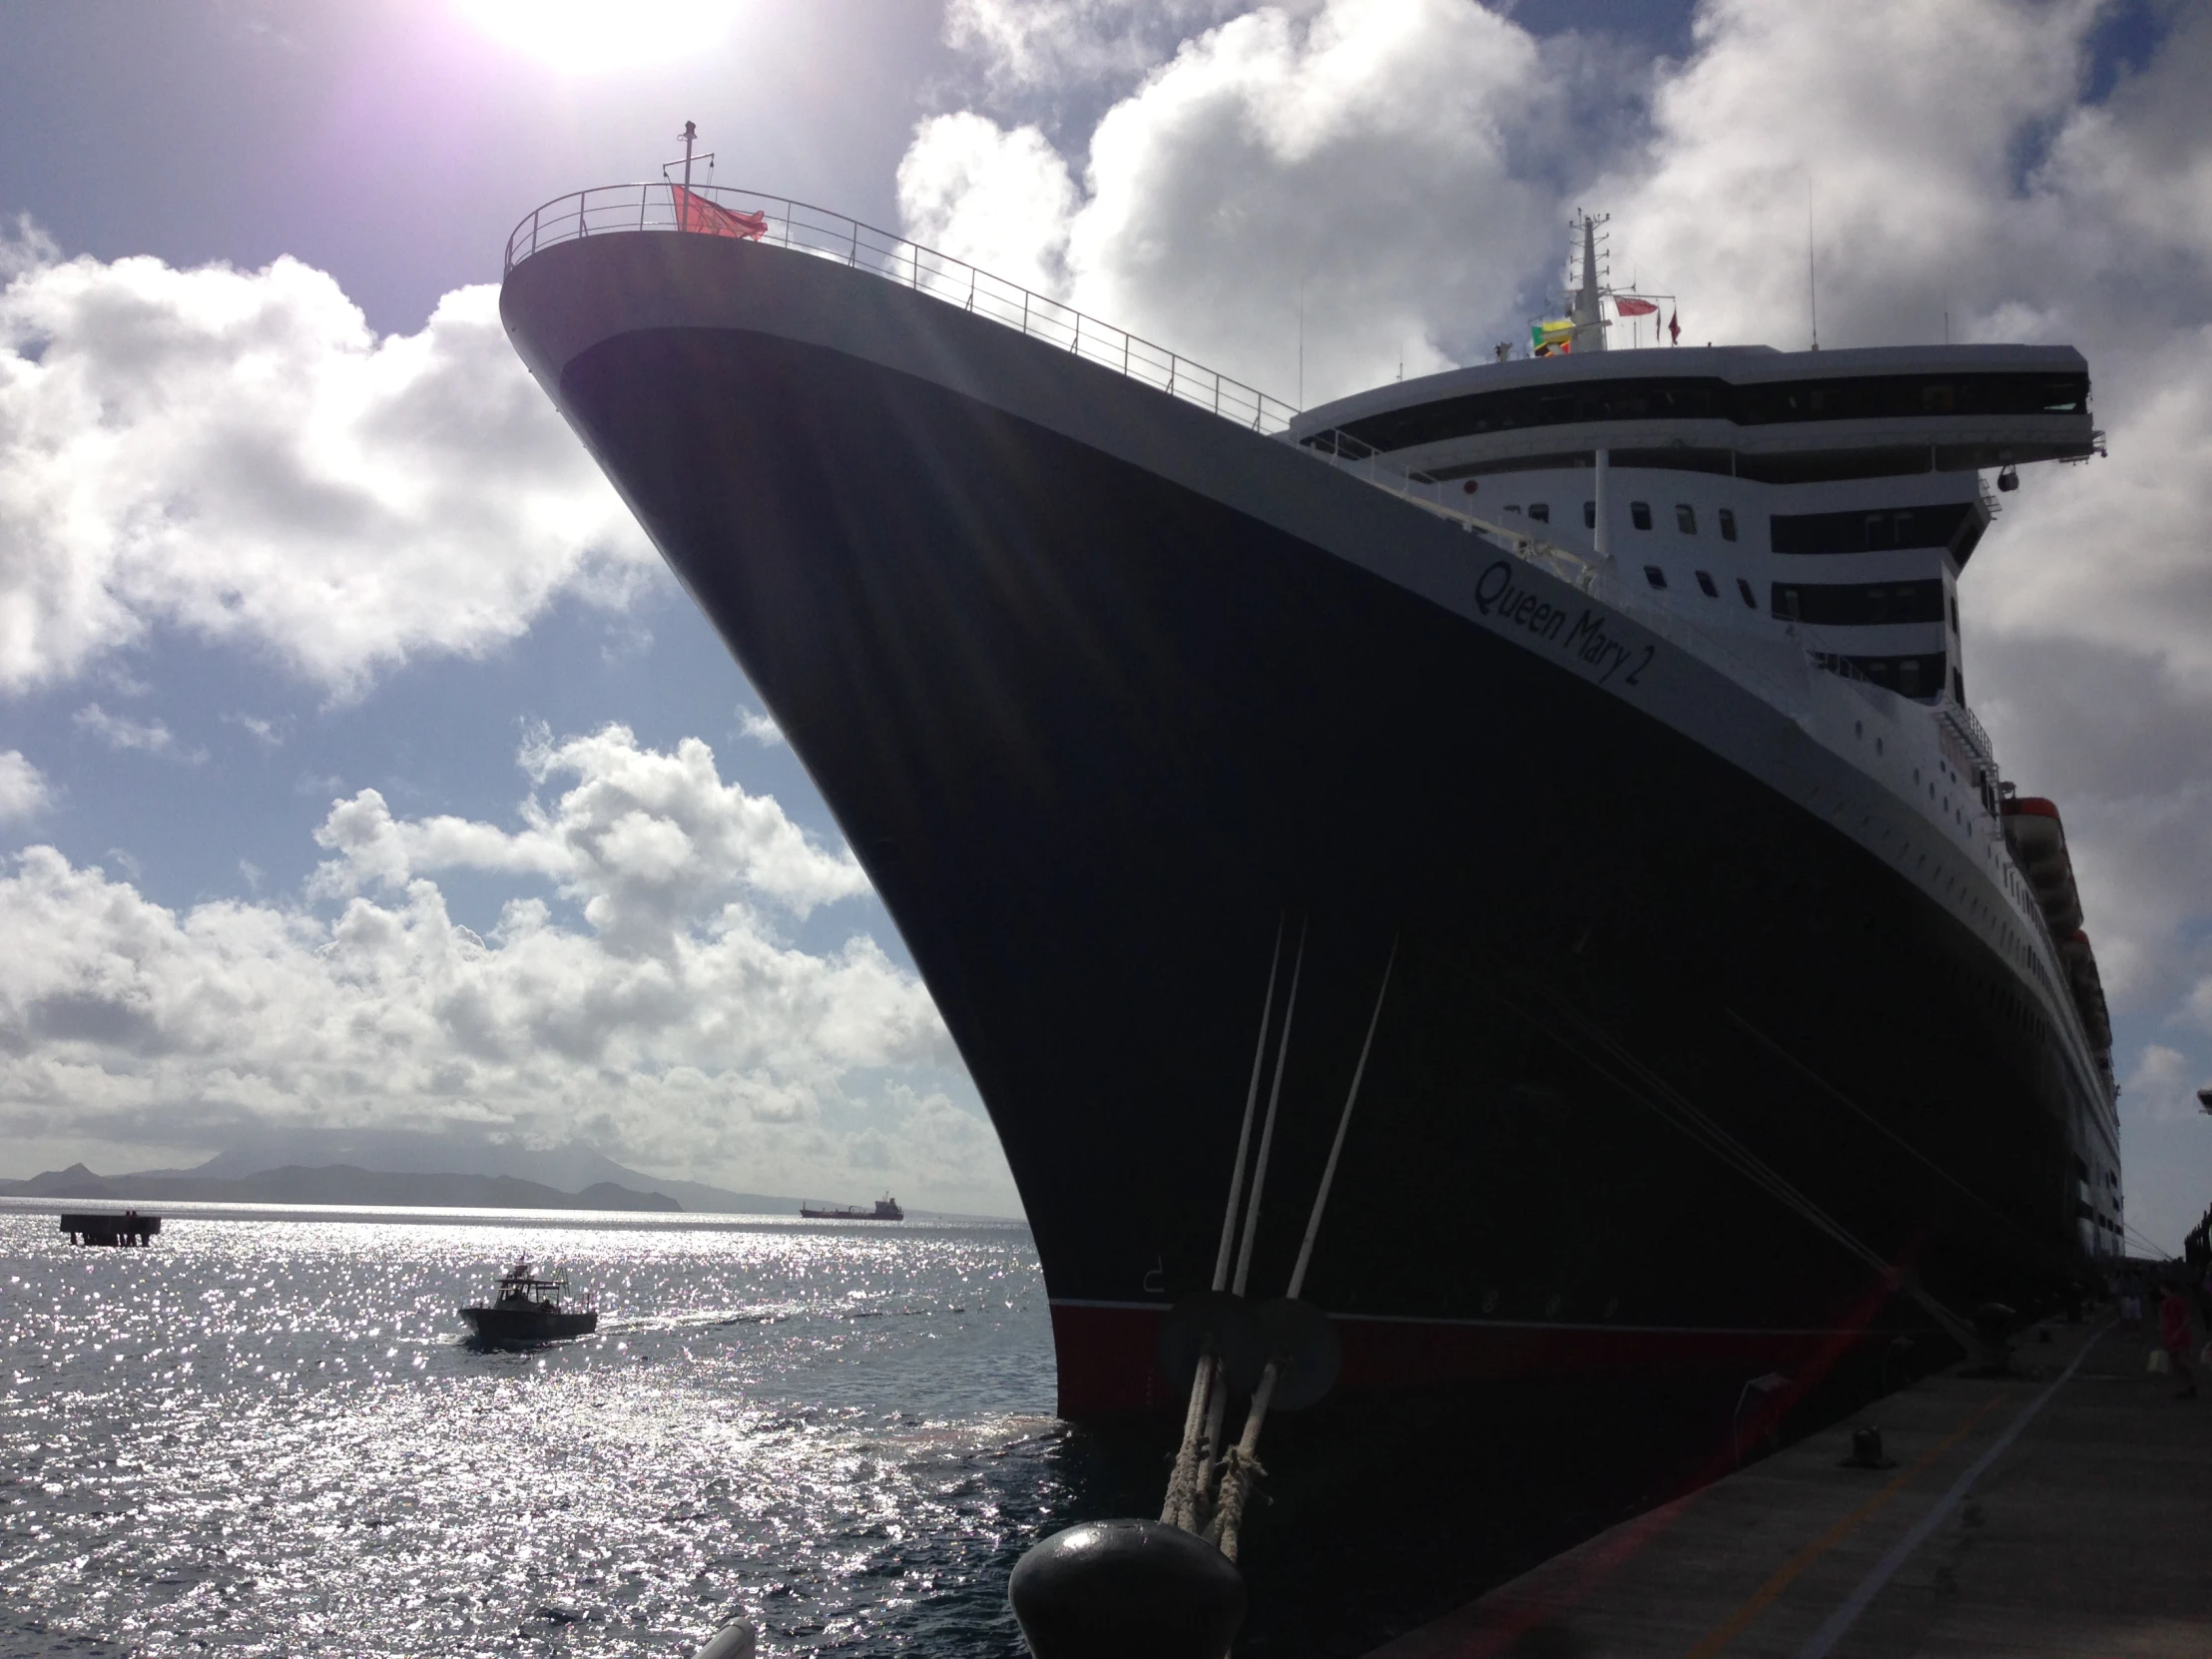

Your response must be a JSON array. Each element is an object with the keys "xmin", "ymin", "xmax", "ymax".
[
  {"xmin": 1009, "ymin": 1519, "xmax": 1245, "ymax": 1659},
  {"xmin": 1843, "ymin": 1425, "xmax": 1894, "ymax": 1468}
]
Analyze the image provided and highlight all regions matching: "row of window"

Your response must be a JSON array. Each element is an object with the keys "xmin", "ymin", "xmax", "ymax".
[
  {"xmin": 1771, "ymin": 579, "xmax": 1949, "ymax": 627},
  {"xmin": 1510, "ymin": 499, "xmax": 1745, "ymax": 539},
  {"xmin": 1641, "ymin": 565, "xmax": 1759, "ymax": 609},
  {"xmin": 1329, "ymin": 369, "xmax": 2090, "ymax": 454},
  {"xmin": 1771, "ymin": 503, "xmax": 1977, "ymax": 556},
  {"xmin": 1508, "ymin": 497, "xmax": 1979, "ymax": 564},
  {"xmin": 1638, "ymin": 572, "xmax": 1962, "ymax": 638},
  {"xmin": 1809, "ymin": 650, "xmax": 1956, "ymax": 701}
]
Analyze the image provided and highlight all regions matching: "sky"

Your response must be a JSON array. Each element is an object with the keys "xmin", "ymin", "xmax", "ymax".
[{"xmin": 1, "ymin": 0, "xmax": 2209, "ymax": 1239}]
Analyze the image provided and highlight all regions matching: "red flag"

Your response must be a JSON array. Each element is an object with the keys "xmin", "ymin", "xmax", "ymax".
[
  {"xmin": 1614, "ymin": 295, "xmax": 1659, "ymax": 317},
  {"xmin": 1667, "ymin": 307, "xmax": 1681, "ymax": 344},
  {"xmin": 672, "ymin": 185, "xmax": 768, "ymax": 241}
]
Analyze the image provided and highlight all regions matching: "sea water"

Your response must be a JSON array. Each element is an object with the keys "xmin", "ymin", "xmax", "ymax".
[{"xmin": 0, "ymin": 1208, "xmax": 1066, "ymax": 1657}]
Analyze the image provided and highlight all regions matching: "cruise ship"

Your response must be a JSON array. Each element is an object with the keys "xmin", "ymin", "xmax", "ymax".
[{"xmin": 498, "ymin": 184, "xmax": 2120, "ymax": 1437}]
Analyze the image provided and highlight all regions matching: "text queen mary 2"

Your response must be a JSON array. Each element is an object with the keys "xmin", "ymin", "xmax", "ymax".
[{"xmin": 499, "ymin": 181, "xmax": 2120, "ymax": 1429}]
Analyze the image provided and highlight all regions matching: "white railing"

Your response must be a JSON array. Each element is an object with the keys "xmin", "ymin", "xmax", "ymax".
[{"xmin": 506, "ymin": 183, "xmax": 1300, "ymax": 435}]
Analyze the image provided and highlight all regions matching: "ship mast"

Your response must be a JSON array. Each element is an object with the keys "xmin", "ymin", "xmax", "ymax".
[{"xmin": 1569, "ymin": 211, "xmax": 1609, "ymax": 353}]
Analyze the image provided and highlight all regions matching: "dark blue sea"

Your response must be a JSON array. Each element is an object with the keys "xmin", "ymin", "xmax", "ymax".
[{"xmin": 0, "ymin": 1205, "xmax": 1072, "ymax": 1658}]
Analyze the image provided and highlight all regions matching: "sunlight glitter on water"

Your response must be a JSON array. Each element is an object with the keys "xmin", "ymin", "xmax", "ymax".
[{"xmin": 0, "ymin": 1213, "xmax": 1066, "ymax": 1657}]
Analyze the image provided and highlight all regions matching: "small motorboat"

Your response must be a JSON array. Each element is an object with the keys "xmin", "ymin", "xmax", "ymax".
[{"xmin": 459, "ymin": 1256, "xmax": 598, "ymax": 1343}]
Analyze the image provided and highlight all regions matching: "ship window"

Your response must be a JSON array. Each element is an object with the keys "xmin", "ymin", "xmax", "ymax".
[
  {"xmin": 1529, "ymin": 502, "xmax": 1550, "ymax": 523},
  {"xmin": 1643, "ymin": 565, "xmax": 1668, "ymax": 589},
  {"xmin": 1719, "ymin": 508, "xmax": 1738, "ymax": 542},
  {"xmin": 1771, "ymin": 502, "xmax": 1973, "ymax": 555},
  {"xmin": 1952, "ymin": 666, "xmax": 1966, "ymax": 703},
  {"xmin": 1899, "ymin": 658, "xmax": 1924, "ymax": 696},
  {"xmin": 1631, "ymin": 501, "xmax": 1653, "ymax": 530},
  {"xmin": 1696, "ymin": 570, "xmax": 1719, "ymax": 598},
  {"xmin": 1676, "ymin": 504, "xmax": 1698, "ymax": 534},
  {"xmin": 1773, "ymin": 584, "xmax": 1803, "ymax": 620},
  {"xmin": 1583, "ymin": 500, "xmax": 1596, "ymax": 528},
  {"xmin": 1765, "ymin": 579, "xmax": 1944, "ymax": 625},
  {"xmin": 1506, "ymin": 504, "xmax": 1522, "ymax": 515},
  {"xmin": 1948, "ymin": 594, "xmax": 1958, "ymax": 632},
  {"xmin": 1737, "ymin": 577, "xmax": 1757, "ymax": 607}
]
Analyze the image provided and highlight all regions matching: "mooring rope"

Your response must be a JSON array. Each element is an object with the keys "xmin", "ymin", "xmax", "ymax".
[
  {"xmin": 1162, "ymin": 916, "xmax": 1287, "ymax": 1532},
  {"xmin": 1210, "ymin": 937, "xmax": 1397, "ymax": 1562}
]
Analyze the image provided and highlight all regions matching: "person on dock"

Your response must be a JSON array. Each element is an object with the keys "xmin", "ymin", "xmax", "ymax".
[{"xmin": 2159, "ymin": 1281, "xmax": 2197, "ymax": 1399}]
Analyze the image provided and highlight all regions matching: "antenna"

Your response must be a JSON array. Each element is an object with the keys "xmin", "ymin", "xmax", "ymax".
[
  {"xmin": 1807, "ymin": 181, "xmax": 1820, "ymax": 351},
  {"xmin": 1298, "ymin": 278, "xmax": 1306, "ymax": 409}
]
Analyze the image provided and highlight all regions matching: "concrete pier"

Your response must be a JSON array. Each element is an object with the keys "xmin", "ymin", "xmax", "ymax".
[
  {"xmin": 1365, "ymin": 1317, "xmax": 2211, "ymax": 1657},
  {"xmin": 58, "ymin": 1210, "xmax": 160, "ymax": 1246}
]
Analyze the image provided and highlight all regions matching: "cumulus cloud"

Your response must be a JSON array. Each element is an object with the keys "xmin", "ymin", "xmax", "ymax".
[
  {"xmin": 736, "ymin": 705, "xmax": 786, "ymax": 746},
  {"xmin": 0, "ymin": 243, "xmax": 655, "ymax": 696},
  {"xmin": 0, "ymin": 750, "xmax": 49, "ymax": 822},
  {"xmin": 0, "ymin": 729, "xmax": 1013, "ymax": 1212},
  {"xmin": 909, "ymin": 0, "xmax": 1588, "ymax": 406},
  {"xmin": 898, "ymin": 114, "xmax": 1081, "ymax": 297},
  {"xmin": 309, "ymin": 723, "xmax": 870, "ymax": 949}
]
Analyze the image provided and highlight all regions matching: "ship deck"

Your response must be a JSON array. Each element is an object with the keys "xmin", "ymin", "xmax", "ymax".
[{"xmin": 1363, "ymin": 1314, "xmax": 2210, "ymax": 1658}]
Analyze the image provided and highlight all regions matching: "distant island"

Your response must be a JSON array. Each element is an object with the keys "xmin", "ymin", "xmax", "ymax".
[
  {"xmin": 0, "ymin": 1136, "xmax": 1014, "ymax": 1222},
  {"xmin": 0, "ymin": 1162, "xmax": 682, "ymax": 1213}
]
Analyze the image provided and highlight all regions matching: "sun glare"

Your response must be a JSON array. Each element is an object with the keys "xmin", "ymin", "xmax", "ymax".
[{"xmin": 455, "ymin": 0, "xmax": 739, "ymax": 73}]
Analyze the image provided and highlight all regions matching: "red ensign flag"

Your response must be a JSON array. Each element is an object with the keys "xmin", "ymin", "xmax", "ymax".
[
  {"xmin": 1614, "ymin": 296, "xmax": 1659, "ymax": 317},
  {"xmin": 672, "ymin": 185, "xmax": 768, "ymax": 241}
]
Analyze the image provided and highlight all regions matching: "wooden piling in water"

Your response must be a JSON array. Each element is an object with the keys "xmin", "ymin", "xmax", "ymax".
[{"xmin": 57, "ymin": 1210, "xmax": 161, "ymax": 1247}]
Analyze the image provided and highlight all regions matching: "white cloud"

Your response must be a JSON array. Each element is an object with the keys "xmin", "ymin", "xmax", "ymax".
[
  {"xmin": 736, "ymin": 705, "xmax": 786, "ymax": 747},
  {"xmin": 227, "ymin": 712, "xmax": 282, "ymax": 748},
  {"xmin": 944, "ymin": 0, "xmax": 1253, "ymax": 96},
  {"xmin": 912, "ymin": 0, "xmax": 1588, "ymax": 409},
  {"xmin": 0, "ymin": 245, "xmax": 655, "ymax": 696},
  {"xmin": 0, "ymin": 729, "xmax": 1012, "ymax": 1212},
  {"xmin": 898, "ymin": 114, "xmax": 1080, "ymax": 298},
  {"xmin": 0, "ymin": 750, "xmax": 49, "ymax": 822},
  {"xmin": 71, "ymin": 702, "xmax": 202, "ymax": 762},
  {"xmin": 309, "ymin": 723, "xmax": 869, "ymax": 948}
]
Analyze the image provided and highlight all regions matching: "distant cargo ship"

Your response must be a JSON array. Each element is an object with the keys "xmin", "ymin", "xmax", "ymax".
[
  {"xmin": 499, "ymin": 183, "xmax": 2118, "ymax": 1431},
  {"xmin": 801, "ymin": 1195, "xmax": 905, "ymax": 1222}
]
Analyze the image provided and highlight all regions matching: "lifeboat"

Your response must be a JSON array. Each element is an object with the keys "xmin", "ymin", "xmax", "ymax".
[{"xmin": 2002, "ymin": 797, "xmax": 2084, "ymax": 935}]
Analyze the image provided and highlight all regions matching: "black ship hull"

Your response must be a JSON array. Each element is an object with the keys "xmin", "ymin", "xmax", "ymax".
[{"xmin": 500, "ymin": 233, "xmax": 2103, "ymax": 1429}]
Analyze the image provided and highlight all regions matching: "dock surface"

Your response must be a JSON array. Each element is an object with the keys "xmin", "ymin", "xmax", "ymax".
[{"xmin": 1366, "ymin": 1318, "xmax": 2211, "ymax": 1657}]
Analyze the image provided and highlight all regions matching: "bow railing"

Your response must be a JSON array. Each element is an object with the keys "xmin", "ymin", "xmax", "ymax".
[{"xmin": 506, "ymin": 183, "xmax": 1300, "ymax": 436}]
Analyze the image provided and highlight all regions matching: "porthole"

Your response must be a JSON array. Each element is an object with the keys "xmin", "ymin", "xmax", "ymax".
[
  {"xmin": 1696, "ymin": 570, "xmax": 1719, "ymax": 598},
  {"xmin": 1643, "ymin": 565, "xmax": 1668, "ymax": 589}
]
